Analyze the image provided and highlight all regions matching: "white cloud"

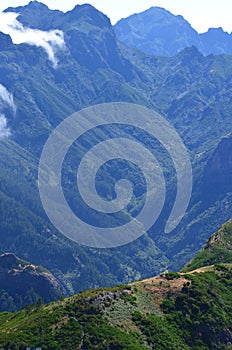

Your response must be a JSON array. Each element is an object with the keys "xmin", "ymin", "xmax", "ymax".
[
  {"xmin": 0, "ymin": 83, "xmax": 16, "ymax": 114},
  {"xmin": 0, "ymin": 12, "xmax": 65, "ymax": 67},
  {"xmin": 0, "ymin": 114, "xmax": 11, "ymax": 138},
  {"xmin": 0, "ymin": 83, "xmax": 16, "ymax": 138}
]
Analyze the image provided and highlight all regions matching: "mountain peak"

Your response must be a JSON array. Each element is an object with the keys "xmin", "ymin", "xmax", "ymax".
[
  {"xmin": 114, "ymin": 7, "xmax": 232, "ymax": 56},
  {"xmin": 114, "ymin": 6, "xmax": 198, "ymax": 57},
  {"xmin": 119, "ymin": 6, "xmax": 177, "ymax": 21},
  {"xmin": 143, "ymin": 6, "xmax": 179, "ymax": 17},
  {"xmin": 208, "ymin": 27, "xmax": 225, "ymax": 33},
  {"xmin": 4, "ymin": 1, "xmax": 63, "ymax": 30},
  {"xmin": 65, "ymin": 3, "xmax": 111, "ymax": 29},
  {"xmin": 178, "ymin": 45, "xmax": 203, "ymax": 58},
  {"xmin": 24, "ymin": 0, "xmax": 49, "ymax": 10},
  {"xmin": 202, "ymin": 27, "xmax": 231, "ymax": 38},
  {"xmin": 4, "ymin": 0, "xmax": 49, "ymax": 13}
]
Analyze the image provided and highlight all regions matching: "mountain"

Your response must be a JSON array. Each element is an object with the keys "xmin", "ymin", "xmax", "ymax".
[
  {"xmin": 114, "ymin": 7, "xmax": 199, "ymax": 57},
  {"xmin": 5, "ymin": 1, "xmax": 63, "ymax": 30},
  {"xmin": 114, "ymin": 7, "xmax": 232, "ymax": 56},
  {"xmin": 204, "ymin": 134, "xmax": 232, "ymax": 197},
  {"xmin": 183, "ymin": 219, "xmax": 232, "ymax": 272},
  {"xmin": 0, "ymin": 221, "xmax": 231, "ymax": 349},
  {"xmin": 0, "ymin": 253, "xmax": 61, "ymax": 312},
  {"xmin": 0, "ymin": 2, "xmax": 231, "ymax": 295}
]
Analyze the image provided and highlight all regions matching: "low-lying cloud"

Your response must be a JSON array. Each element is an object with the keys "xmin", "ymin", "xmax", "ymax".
[
  {"xmin": 0, "ymin": 83, "xmax": 16, "ymax": 138},
  {"xmin": 0, "ymin": 12, "xmax": 65, "ymax": 67}
]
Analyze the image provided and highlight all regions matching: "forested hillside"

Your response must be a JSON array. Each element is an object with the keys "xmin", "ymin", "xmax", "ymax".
[{"xmin": 0, "ymin": 1, "xmax": 231, "ymax": 294}]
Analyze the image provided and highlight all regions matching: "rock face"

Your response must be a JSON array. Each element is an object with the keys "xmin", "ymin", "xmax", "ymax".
[
  {"xmin": 0, "ymin": 33, "xmax": 13, "ymax": 51},
  {"xmin": 0, "ymin": 253, "xmax": 61, "ymax": 311},
  {"xmin": 204, "ymin": 134, "xmax": 232, "ymax": 194},
  {"xmin": 206, "ymin": 134, "xmax": 232, "ymax": 173}
]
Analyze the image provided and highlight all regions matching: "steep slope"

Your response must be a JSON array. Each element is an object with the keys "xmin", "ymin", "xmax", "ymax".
[
  {"xmin": 183, "ymin": 219, "xmax": 232, "ymax": 272},
  {"xmin": 0, "ymin": 2, "xmax": 231, "ymax": 294},
  {"xmin": 114, "ymin": 6, "xmax": 232, "ymax": 56},
  {"xmin": 166, "ymin": 131, "xmax": 232, "ymax": 270},
  {"xmin": 0, "ymin": 4, "xmax": 169, "ymax": 294},
  {"xmin": 5, "ymin": 1, "xmax": 63, "ymax": 30},
  {"xmin": 0, "ymin": 222, "xmax": 231, "ymax": 349},
  {"xmin": 204, "ymin": 134, "xmax": 232, "ymax": 197},
  {"xmin": 0, "ymin": 253, "xmax": 61, "ymax": 312}
]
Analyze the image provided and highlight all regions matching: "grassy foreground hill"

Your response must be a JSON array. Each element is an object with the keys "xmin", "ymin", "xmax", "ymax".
[{"xmin": 0, "ymin": 220, "xmax": 231, "ymax": 349}]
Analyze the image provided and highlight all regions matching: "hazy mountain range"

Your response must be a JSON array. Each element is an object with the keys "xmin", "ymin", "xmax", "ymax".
[
  {"xmin": 0, "ymin": 2, "xmax": 231, "ymax": 348},
  {"xmin": 0, "ymin": 1, "xmax": 231, "ymax": 299}
]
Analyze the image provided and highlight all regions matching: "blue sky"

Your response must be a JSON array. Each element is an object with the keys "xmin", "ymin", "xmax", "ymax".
[{"xmin": 0, "ymin": 0, "xmax": 232, "ymax": 33}]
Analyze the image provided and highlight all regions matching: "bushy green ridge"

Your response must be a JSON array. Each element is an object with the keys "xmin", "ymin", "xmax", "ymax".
[
  {"xmin": 0, "ymin": 221, "xmax": 231, "ymax": 349},
  {"xmin": 183, "ymin": 219, "xmax": 232, "ymax": 272},
  {"xmin": 0, "ymin": 2, "xmax": 231, "ymax": 294},
  {"xmin": 1, "ymin": 274, "xmax": 230, "ymax": 350}
]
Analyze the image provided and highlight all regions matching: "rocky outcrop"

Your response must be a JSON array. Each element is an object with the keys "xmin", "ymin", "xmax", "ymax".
[
  {"xmin": 206, "ymin": 134, "xmax": 232, "ymax": 173},
  {"xmin": 0, "ymin": 253, "xmax": 61, "ymax": 311},
  {"xmin": 0, "ymin": 33, "xmax": 13, "ymax": 51},
  {"xmin": 204, "ymin": 134, "xmax": 232, "ymax": 192}
]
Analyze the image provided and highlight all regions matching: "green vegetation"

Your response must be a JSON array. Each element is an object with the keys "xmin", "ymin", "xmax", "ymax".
[
  {"xmin": 0, "ymin": 263, "xmax": 231, "ymax": 349},
  {"xmin": 0, "ymin": 219, "xmax": 232, "ymax": 349},
  {"xmin": 0, "ymin": 1, "xmax": 232, "ymax": 301},
  {"xmin": 0, "ymin": 253, "xmax": 61, "ymax": 312},
  {"xmin": 183, "ymin": 220, "xmax": 232, "ymax": 272},
  {"xmin": 162, "ymin": 267, "xmax": 232, "ymax": 349},
  {"xmin": 161, "ymin": 272, "xmax": 181, "ymax": 280},
  {"xmin": 0, "ymin": 4, "xmax": 232, "ymax": 348},
  {"xmin": 1, "ymin": 220, "xmax": 231, "ymax": 349}
]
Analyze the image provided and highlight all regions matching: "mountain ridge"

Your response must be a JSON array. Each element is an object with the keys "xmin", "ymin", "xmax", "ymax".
[
  {"xmin": 0, "ymin": 1, "xmax": 231, "ymax": 297},
  {"xmin": 183, "ymin": 219, "xmax": 232, "ymax": 272},
  {"xmin": 0, "ymin": 220, "xmax": 231, "ymax": 349},
  {"xmin": 0, "ymin": 252, "xmax": 61, "ymax": 312}
]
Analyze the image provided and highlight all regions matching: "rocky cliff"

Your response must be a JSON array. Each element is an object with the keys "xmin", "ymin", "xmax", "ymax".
[{"xmin": 0, "ymin": 253, "xmax": 61, "ymax": 311}]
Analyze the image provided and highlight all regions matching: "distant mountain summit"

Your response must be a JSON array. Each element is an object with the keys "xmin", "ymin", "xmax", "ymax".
[
  {"xmin": 114, "ymin": 6, "xmax": 232, "ymax": 56},
  {"xmin": 4, "ymin": 1, "xmax": 111, "ymax": 31},
  {"xmin": 4, "ymin": 1, "xmax": 63, "ymax": 30},
  {"xmin": 115, "ymin": 7, "xmax": 198, "ymax": 56}
]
